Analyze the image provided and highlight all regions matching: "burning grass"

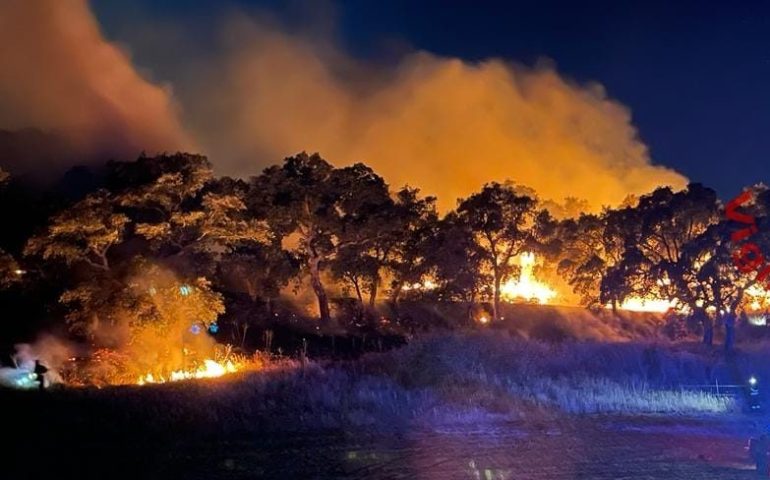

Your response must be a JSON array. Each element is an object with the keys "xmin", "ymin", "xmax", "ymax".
[{"xmin": 59, "ymin": 344, "xmax": 254, "ymax": 387}]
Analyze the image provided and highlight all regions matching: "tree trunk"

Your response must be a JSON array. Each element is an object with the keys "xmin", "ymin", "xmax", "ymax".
[
  {"xmin": 351, "ymin": 276, "xmax": 364, "ymax": 304},
  {"xmin": 493, "ymin": 268, "xmax": 502, "ymax": 321},
  {"xmin": 241, "ymin": 324, "xmax": 249, "ymax": 349},
  {"xmin": 723, "ymin": 312, "xmax": 736, "ymax": 352},
  {"xmin": 309, "ymin": 256, "xmax": 332, "ymax": 327},
  {"xmin": 390, "ymin": 279, "xmax": 405, "ymax": 305},
  {"xmin": 702, "ymin": 316, "xmax": 714, "ymax": 347},
  {"xmin": 368, "ymin": 277, "xmax": 379, "ymax": 308}
]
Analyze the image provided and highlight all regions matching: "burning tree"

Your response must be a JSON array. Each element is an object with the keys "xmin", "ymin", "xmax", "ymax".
[
  {"xmin": 58, "ymin": 263, "xmax": 226, "ymax": 385},
  {"xmin": 426, "ymin": 212, "xmax": 489, "ymax": 307},
  {"xmin": 455, "ymin": 182, "xmax": 554, "ymax": 321},
  {"xmin": 23, "ymin": 154, "xmax": 255, "ymax": 383},
  {"xmin": 557, "ymin": 210, "xmax": 628, "ymax": 308},
  {"xmin": 585, "ymin": 183, "xmax": 770, "ymax": 347},
  {"xmin": 333, "ymin": 186, "xmax": 438, "ymax": 309},
  {"xmin": 385, "ymin": 187, "xmax": 439, "ymax": 305}
]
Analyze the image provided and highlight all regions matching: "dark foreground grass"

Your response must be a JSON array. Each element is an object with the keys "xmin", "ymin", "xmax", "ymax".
[
  {"xmin": 3, "ymin": 331, "xmax": 760, "ymax": 447},
  {"xmin": 5, "ymin": 332, "xmax": 769, "ymax": 480}
]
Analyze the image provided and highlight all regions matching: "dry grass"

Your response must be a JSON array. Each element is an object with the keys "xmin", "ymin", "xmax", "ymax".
[
  {"xmin": 361, "ymin": 332, "xmax": 739, "ymax": 415},
  {"xmin": 2, "ymin": 331, "xmax": 756, "ymax": 445}
]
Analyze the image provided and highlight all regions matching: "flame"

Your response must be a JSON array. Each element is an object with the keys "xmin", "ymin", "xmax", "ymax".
[
  {"xmin": 402, "ymin": 279, "xmax": 438, "ymax": 291},
  {"xmin": 500, "ymin": 252, "xmax": 556, "ymax": 304},
  {"xmin": 746, "ymin": 284, "xmax": 770, "ymax": 312},
  {"xmin": 137, "ymin": 359, "xmax": 240, "ymax": 385},
  {"xmin": 612, "ymin": 281, "xmax": 770, "ymax": 314},
  {"xmin": 610, "ymin": 278, "xmax": 676, "ymax": 313},
  {"xmin": 613, "ymin": 297, "xmax": 676, "ymax": 313}
]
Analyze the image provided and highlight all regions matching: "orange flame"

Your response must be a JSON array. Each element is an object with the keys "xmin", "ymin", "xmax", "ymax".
[
  {"xmin": 613, "ymin": 297, "xmax": 675, "ymax": 313},
  {"xmin": 137, "ymin": 359, "xmax": 240, "ymax": 385},
  {"xmin": 500, "ymin": 252, "xmax": 556, "ymax": 304}
]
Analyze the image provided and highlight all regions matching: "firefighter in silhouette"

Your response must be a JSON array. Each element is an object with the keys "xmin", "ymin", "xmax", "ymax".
[
  {"xmin": 749, "ymin": 431, "xmax": 770, "ymax": 476},
  {"xmin": 33, "ymin": 360, "xmax": 48, "ymax": 391}
]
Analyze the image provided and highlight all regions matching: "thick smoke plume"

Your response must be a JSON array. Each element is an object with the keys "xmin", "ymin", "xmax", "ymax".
[
  {"xmin": 0, "ymin": 0, "xmax": 191, "ymax": 177},
  {"xmin": 186, "ymin": 18, "xmax": 687, "ymax": 210},
  {"xmin": 0, "ymin": 2, "xmax": 686, "ymax": 209}
]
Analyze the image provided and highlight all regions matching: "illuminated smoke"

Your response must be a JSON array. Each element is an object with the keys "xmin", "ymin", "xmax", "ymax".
[
  {"xmin": 0, "ymin": 2, "xmax": 686, "ymax": 208},
  {"xmin": 186, "ymin": 18, "xmax": 687, "ymax": 210},
  {"xmin": 0, "ymin": 0, "xmax": 192, "ymax": 174}
]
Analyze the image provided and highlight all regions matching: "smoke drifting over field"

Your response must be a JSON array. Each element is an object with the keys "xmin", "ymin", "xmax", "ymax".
[{"xmin": 0, "ymin": 1, "xmax": 686, "ymax": 208}]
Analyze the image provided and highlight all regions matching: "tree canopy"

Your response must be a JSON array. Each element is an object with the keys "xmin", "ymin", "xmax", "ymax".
[{"xmin": 7, "ymin": 151, "xmax": 767, "ymax": 353}]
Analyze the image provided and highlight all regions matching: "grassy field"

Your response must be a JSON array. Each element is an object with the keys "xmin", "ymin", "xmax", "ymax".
[{"xmin": 3, "ymin": 331, "xmax": 768, "ymax": 478}]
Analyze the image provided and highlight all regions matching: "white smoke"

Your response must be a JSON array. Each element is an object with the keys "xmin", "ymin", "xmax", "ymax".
[{"xmin": 0, "ymin": 336, "xmax": 73, "ymax": 389}]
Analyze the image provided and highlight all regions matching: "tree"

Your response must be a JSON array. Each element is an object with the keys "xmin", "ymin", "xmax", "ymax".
[
  {"xmin": 60, "ymin": 262, "xmax": 225, "ymax": 382},
  {"xmin": 115, "ymin": 155, "xmax": 269, "ymax": 269},
  {"xmin": 677, "ymin": 220, "xmax": 748, "ymax": 347},
  {"xmin": 329, "ymin": 163, "xmax": 395, "ymax": 308},
  {"xmin": 597, "ymin": 184, "xmax": 746, "ymax": 345},
  {"xmin": 331, "ymin": 186, "xmax": 438, "ymax": 308},
  {"xmin": 0, "ymin": 167, "xmax": 21, "ymax": 287},
  {"xmin": 251, "ymin": 153, "xmax": 336, "ymax": 327},
  {"xmin": 455, "ymin": 182, "xmax": 547, "ymax": 321},
  {"xmin": 558, "ymin": 208, "xmax": 634, "ymax": 308},
  {"xmin": 251, "ymin": 153, "xmax": 391, "ymax": 328},
  {"xmin": 331, "ymin": 245, "xmax": 380, "ymax": 306},
  {"xmin": 24, "ymin": 190, "xmax": 129, "ymax": 272},
  {"xmin": 217, "ymin": 244, "xmax": 299, "ymax": 346},
  {"xmin": 0, "ymin": 248, "xmax": 20, "ymax": 288},
  {"xmin": 25, "ymin": 153, "xmax": 244, "ymax": 344},
  {"xmin": 428, "ymin": 213, "xmax": 488, "ymax": 307},
  {"xmin": 387, "ymin": 188, "xmax": 439, "ymax": 305}
]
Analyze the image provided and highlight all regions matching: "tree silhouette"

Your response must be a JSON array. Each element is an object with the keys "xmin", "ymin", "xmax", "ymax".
[{"xmin": 456, "ymin": 182, "xmax": 545, "ymax": 321}]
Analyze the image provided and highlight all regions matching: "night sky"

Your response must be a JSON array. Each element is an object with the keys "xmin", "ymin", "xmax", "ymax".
[{"xmin": 94, "ymin": 0, "xmax": 770, "ymax": 199}]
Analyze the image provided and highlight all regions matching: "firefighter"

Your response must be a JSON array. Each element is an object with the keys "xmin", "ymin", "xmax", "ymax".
[
  {"xmin": 33, "ymin": 359, "xmax": 48, "ymax": 391},
  {"xmin": 749, "ymin": 432, "xmax": 770, "ymax": 476}
]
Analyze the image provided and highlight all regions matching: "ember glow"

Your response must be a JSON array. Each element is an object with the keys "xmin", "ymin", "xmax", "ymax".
[
  {"xmin": 500, "ymin": 252, "xmax": 557, "ymax": 304},
  {"xmin": 137, "ymin": 358, "xmax": 241, "ymax": 386}
]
